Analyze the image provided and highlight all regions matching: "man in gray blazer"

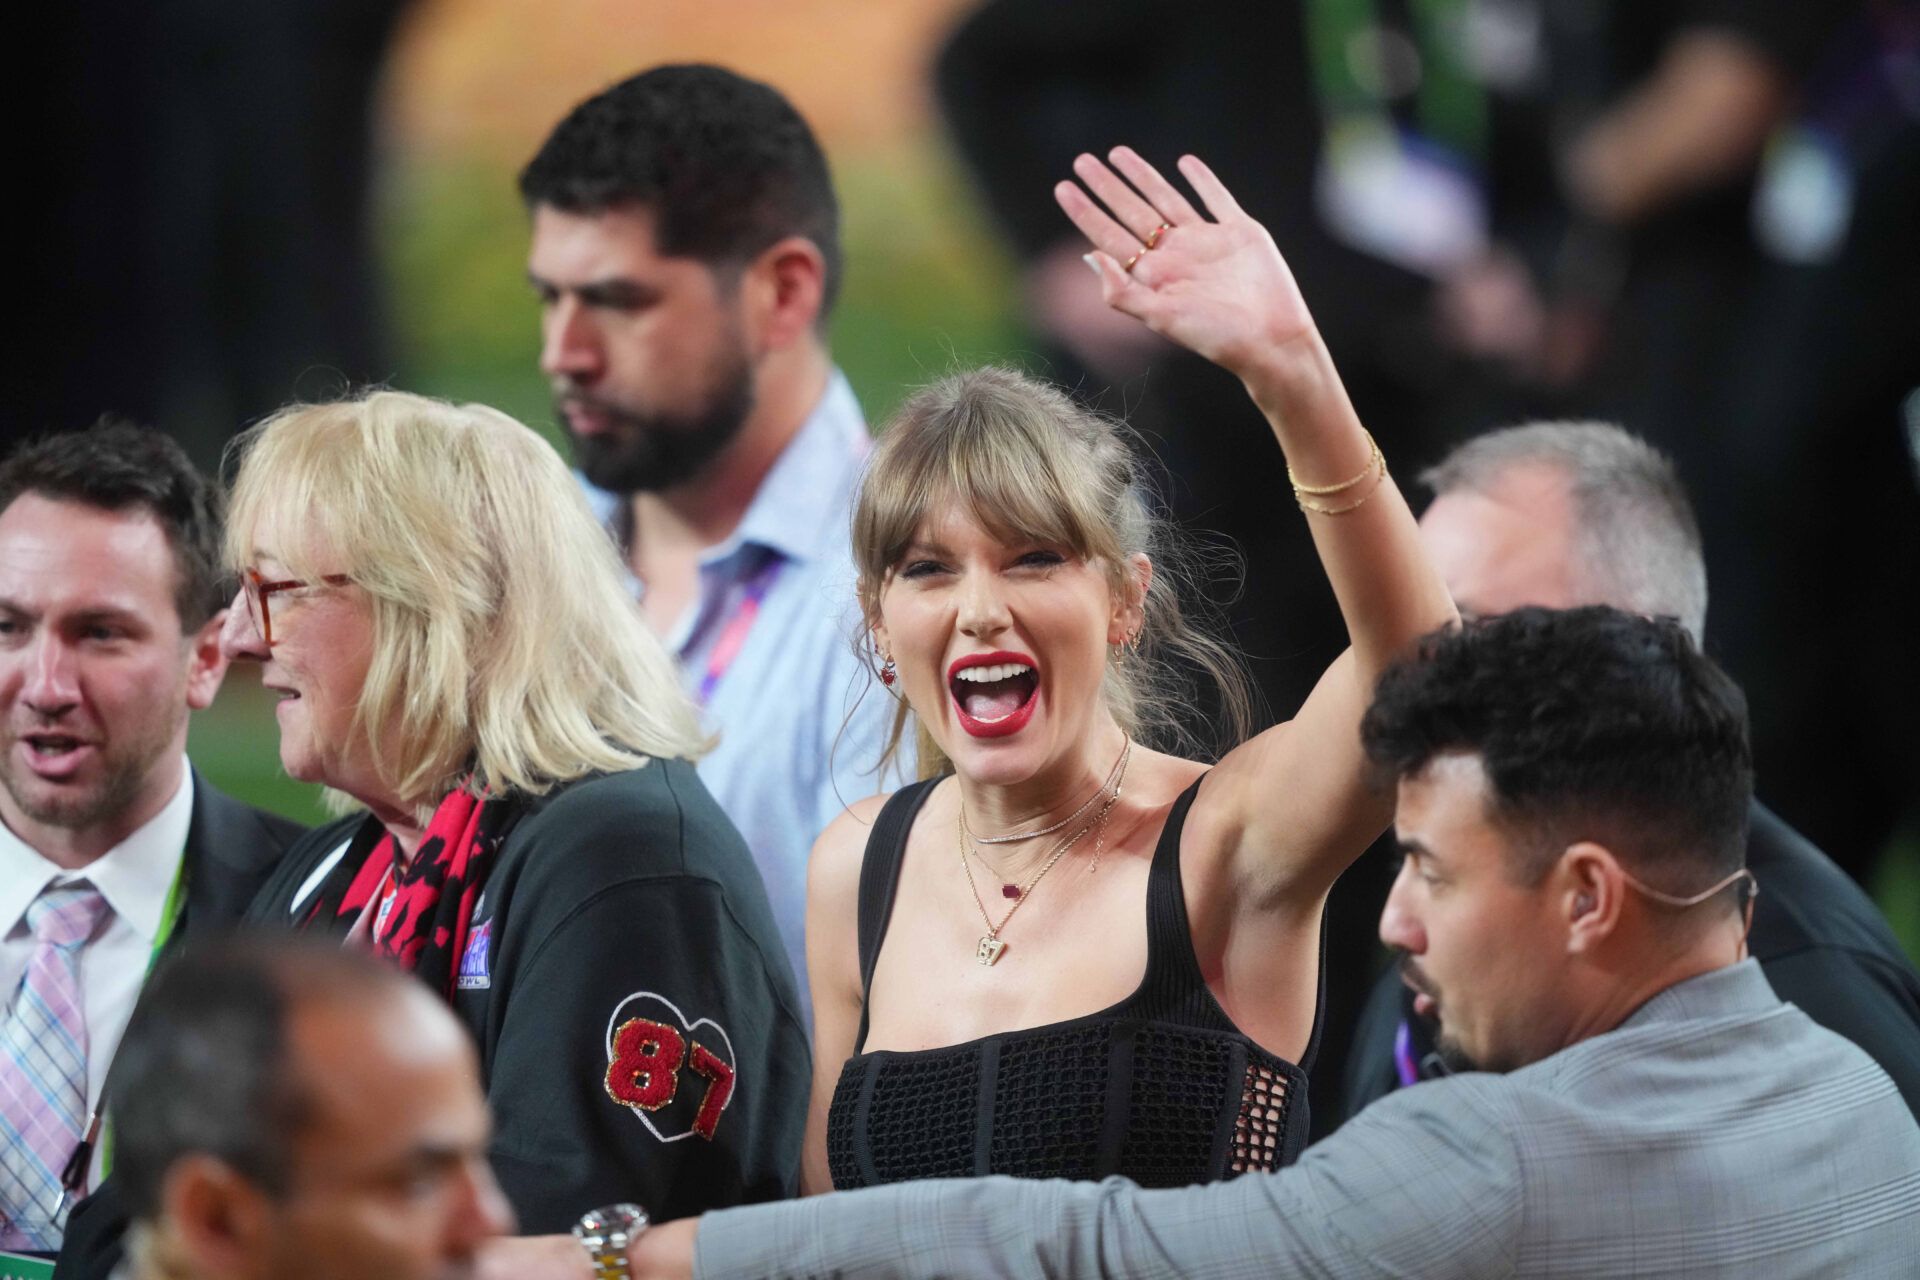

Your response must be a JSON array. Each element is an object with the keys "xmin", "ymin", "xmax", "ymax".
[
  {"xmin": 1344, "ymin": 421, "xmax": 1920, "ymax": 1123},
  {"xmin": 615, "ymin": 608, "xmax": 1920, "ymax": 1278}
]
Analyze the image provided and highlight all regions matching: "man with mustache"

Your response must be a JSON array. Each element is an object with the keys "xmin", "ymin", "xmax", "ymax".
[
  {"xmin": 520, "ymin": 65, "xmax": 895, "ymax": 1025},
  {"xmin": 1343, "ymin": 422, "xmax": 1920, "ymax": 1120},
  {"xmin": 613, "ymin": 608, "xmax": 1920, "ymax": 1277}
]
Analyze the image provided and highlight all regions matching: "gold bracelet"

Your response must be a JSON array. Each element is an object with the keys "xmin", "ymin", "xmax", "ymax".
[
  {"xmin": 1288, "ymin": 431, "xmax": 1382, "ymax": 496},
  {"xmin": 1296, "ymin": 451, "xmax": 1386, "ymax": 515}
]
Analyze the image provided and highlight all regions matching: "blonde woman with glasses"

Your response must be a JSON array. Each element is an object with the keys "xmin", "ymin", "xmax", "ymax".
[{"xmin": 135, "ymin": 395, "xmax": 801, "ymax": 1248}]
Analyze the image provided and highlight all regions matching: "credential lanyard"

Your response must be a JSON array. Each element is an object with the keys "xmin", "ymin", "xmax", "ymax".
[
  {"xmin": 54, "ymin": 855, "xmax": 188, "ymax": 1219},
  {"xmin": 695, "ymin": 555, "xmax": 783, "ymax": 707}
]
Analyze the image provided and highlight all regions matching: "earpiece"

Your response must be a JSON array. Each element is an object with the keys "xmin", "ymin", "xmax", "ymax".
[{"xmin": 1574, "ymin": 892, "xmax": 1596, "ymax": 917}]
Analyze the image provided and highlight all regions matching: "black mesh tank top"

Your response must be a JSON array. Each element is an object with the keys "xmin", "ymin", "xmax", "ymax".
[{"xmin": 825, "ymin": 775, "xmax": 1323, "ymax": 1189}]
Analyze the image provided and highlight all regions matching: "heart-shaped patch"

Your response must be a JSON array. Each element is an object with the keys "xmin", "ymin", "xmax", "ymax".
[{"xmin": 603, "ymin": 991, "xmax": 738, "ymax": 1143}]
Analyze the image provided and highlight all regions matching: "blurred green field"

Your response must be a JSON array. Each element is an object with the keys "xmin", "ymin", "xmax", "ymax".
[
  {"xmin": 194, "ymin": 130, "xmax": 1038, "ymax": 828},
  {"xmin": 376, "ymin": 141, "xmax": 1038, "ymax": 450}
]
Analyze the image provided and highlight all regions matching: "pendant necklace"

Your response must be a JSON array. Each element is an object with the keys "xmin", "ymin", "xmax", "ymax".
[
  {"xmin": 960, "ymin": 736, "xmax": 1132, "ymax": 897},
  {"xmin": 957, "ymin": 738, "xmax": 1132, "ymax": 966}
]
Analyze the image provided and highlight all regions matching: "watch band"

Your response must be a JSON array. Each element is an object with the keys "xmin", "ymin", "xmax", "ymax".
[
  {"xmin": 574, "ymin": 1203, "xmax": 648, "ymax": 1280},
  {"xmin": 585, "ymin": 1245, "xmax": 630, "ymax": 1280}
]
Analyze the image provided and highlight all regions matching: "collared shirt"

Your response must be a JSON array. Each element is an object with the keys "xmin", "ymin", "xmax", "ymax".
[
  {"xmin": 0, "ymin": 763, "xmax": 194, "ymax": 1188},
  {"xmin": 583, "ymin": 372, "xmax": 904, "ymax": 1028},
  {"xmin": 697, "ymin": 960, "xmax": 1920, "ymax": 1277}
]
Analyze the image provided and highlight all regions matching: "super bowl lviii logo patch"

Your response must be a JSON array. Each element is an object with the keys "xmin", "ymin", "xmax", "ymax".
[
  {"xmin": 602, "ymin": 992, "xmax": 738, "ymax": 1142},
  {"xmin": 456, "ymin": 920, "xmax": 492, "ymax": 991}
]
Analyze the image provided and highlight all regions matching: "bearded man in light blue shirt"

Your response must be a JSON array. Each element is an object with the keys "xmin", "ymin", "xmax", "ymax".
[{"xmin": 521, "ymin": 66, "xmax": 901, "ymax": 1029}]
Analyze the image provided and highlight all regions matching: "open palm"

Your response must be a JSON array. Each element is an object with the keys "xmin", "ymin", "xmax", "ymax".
[{"xmin": 1054, "ymin": 148, "xmax": 1315, "ymax": 378}]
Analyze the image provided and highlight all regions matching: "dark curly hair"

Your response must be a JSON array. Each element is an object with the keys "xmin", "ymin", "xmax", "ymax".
[
  {"xmin": 519, "ymin": 63, "xmax": 843, "ymax": 317},
  {"xmin": 0, "ymin": 419, "xmax": 228, "ymax": 627},
  {"xmin": 1362, "ymin": 606, "xmax": 1751, "ymax": 888}
]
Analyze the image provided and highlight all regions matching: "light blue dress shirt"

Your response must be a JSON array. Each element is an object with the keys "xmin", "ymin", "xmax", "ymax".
[{"xmin": 583, "ymin": 372, "xmax": 902, "ymax": 1029}]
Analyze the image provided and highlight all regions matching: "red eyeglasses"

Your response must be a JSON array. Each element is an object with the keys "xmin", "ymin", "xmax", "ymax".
[{"xmin": 241, "ymin": 568, "xmax": 351, "ymax": 645}]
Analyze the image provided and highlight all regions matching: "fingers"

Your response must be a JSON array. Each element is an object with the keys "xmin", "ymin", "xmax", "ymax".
[
  {"xmin": 1054, "ymin": 179, "xmax": 1142, "ymax": 263},
  {"xmin": 1071, "ymin": 153, "xmax": 1171, "ymax": 245},
  {"xmin": 1107, "ymin": 147, "xmax": 1203, "ymax": 227},
  {"xmin": 1176, "ymin": 154, "xmax": 1245, "ymax": 222}
]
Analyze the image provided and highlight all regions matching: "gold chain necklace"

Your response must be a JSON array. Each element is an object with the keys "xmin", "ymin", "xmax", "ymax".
[
  {"xmin": 962, "ymin": 735, "xmax": 1131, "ymax": 845},
  {"xmin": 957, "ymin": 741, "xmax": 1132, "ymax": 966},
  {"xmin": 959, "ymin": 738, "xmax": 1132, "ymax": 894}
]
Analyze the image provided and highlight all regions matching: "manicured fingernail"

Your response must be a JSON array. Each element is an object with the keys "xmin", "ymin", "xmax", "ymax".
[{"xmin": 1082, "ymin": 253, "xmax": 1102, "ymax": 279}]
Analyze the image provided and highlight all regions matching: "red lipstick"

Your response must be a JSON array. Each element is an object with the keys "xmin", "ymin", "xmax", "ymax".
[{"xmin": 947, "ymin": 650, "xmax": 1040, "ymax": 739}]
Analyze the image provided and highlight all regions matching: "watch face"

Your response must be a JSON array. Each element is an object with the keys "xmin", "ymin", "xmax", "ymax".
[{"xmin": 575, "ymin": 1202, "xmax": 649, "ymax": 1247}]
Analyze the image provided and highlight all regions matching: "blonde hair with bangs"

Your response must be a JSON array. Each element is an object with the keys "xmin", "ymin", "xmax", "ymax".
[
  {"xmin": 225, "ymin": 390, "xmax": 706, "ymax": 816},
  {"xmin": 853, "ymin": 366, "xmax": 1254, "ymax": 779}
]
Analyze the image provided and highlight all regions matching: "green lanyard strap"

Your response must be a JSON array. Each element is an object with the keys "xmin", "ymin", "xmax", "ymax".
[{"xmin": 72, "ymin": 855, "xmax": 188, "ymax": 1192}]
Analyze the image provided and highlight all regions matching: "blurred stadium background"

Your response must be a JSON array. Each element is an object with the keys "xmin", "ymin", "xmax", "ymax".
[
  {"xmin": 28, "ymin": 0, "xmax": 1909, "ymax": 958},
  {"xmin": 191, "ymin": 0, "xmax": 1035, "ymax": 822}
]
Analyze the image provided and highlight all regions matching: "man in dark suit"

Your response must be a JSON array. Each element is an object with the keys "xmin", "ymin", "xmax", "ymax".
[
  {"xmin": 0, "ymin": 423, "xmax": 304, "ymax": 1260},
  {"xmin": 1342, "ymin": 421, "xmax": 1920, "ymax": 1122}
]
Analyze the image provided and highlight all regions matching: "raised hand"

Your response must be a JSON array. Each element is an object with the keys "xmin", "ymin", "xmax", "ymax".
[{"xmin": 1054, "ymin": 147, "xmax": 1315, "ymax": 382}]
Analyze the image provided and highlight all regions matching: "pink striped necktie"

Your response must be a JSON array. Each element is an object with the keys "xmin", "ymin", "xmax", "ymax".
[{"xmin": 0, "ymin": 880, "xmax": 111, "ymax": 1252}]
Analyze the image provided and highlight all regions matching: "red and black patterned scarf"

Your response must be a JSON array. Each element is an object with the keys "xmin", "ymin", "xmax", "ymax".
[{"xmin": 302, "ymin": 786, "xmax": 505, "ymax": 1001}]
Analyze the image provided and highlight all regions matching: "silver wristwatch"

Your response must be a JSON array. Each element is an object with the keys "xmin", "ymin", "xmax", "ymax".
[{"xmin": 573, "ymin": 1203, "xmax": 649, "ymax": 1279}]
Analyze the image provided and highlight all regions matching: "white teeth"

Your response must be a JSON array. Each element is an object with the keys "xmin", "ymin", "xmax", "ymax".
[{"xmin": 954, "ymin": 662, "xmax": 1035, "ymax": 683}]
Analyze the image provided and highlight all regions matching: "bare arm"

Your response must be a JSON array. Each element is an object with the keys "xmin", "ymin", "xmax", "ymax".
[
  {"xmin": 800, "ymin": 797, "xmax": 885, "ymax": 1194},
  {"xmin": 1054, "ymin": 149, "xmax": 1456, "ymax": 898}
]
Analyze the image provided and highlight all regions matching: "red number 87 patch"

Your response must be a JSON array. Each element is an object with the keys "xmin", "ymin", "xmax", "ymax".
[{"xmin": 602, "ymin": 992, "xmax": 738, "ymax": 1142}]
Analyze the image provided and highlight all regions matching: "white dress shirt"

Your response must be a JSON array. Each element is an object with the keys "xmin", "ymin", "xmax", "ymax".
[{"xmin": 0, "ymin": 763, "xmax": 194, "ymax": 1188}]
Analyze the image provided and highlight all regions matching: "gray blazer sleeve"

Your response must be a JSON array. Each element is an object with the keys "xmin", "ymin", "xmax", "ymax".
[{"xmin": 693, "ymin": 1077, "xmax": 1524, "ymax": 1279}]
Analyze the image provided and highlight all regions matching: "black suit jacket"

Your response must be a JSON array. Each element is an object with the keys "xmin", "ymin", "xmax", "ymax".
[
  {"xmin": 174, "ymin": 771, "xmax": 309, "ymax": 949},
  {"xmin": 51, "ymin": 774, "xmax": 306, "ymax": 1279},
  {"xmin": 1341, "ymin": 800, "xmax": 1920, "ymax": 1125}
]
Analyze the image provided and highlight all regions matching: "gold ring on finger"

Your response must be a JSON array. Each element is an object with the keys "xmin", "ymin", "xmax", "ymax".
[
  {"xmin": 1122, "ymin": 251, "xmax": 1144, "ymax": 273},
  {"xmin": 1145, "ymin": 223, "xmax": 1172, "ymax": 250}
]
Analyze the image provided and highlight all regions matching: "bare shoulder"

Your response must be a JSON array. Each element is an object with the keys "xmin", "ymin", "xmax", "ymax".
[
  {"xmin": 807, "ymin": 791, "xmax": 900, "ymax": 1016},
  {"xmin": 808, "ymin": 791, "xmax": 897, "ymax": 904}
]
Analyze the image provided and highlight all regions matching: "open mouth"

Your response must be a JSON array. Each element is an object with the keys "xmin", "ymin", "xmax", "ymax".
[
  {"xmin": 18, "ymin": 733, "xmax": 95, "ymax": 778},
  {"xmin": 948, "ymin": 652, "xmax": 1040, "ymax": 738}
]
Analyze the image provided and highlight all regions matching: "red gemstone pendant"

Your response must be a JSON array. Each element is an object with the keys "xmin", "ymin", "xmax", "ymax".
[{"xmin": 1002, "ymin": 884, "xmax": 1021, "ymax": 899}]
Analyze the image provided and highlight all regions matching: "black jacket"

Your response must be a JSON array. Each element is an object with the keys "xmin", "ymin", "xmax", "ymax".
[
  {"xmin": 59, "ymin": 762, "xmax": 807, "ymax": 1278},
  {"xmin": 240, "ymin": 761, "xmax": 811, "ymax": 1229},
  {"xmin": 1341, "ymin": 800, "xmax": 1920, "ymax": 1124},
  {"xmin": 174, "ymin": 771, "xmax": 309, "ymax": 943},
  {"xmin": 54, "ymin": 775, "xmax": 305, "ymax": 1278}
]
